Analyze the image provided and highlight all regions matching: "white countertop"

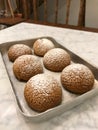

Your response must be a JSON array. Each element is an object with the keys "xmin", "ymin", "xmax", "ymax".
[{"xmin": 0, "ymin": 23, "xmax": 98, "ymax": 130}]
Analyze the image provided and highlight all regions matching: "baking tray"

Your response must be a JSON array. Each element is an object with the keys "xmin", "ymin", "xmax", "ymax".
[{"xmin": 0, "ymin": 36, "xmax": 98, "ymax": 122}]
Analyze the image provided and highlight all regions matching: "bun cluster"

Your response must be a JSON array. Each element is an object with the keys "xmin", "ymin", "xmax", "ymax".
[{"xmin": 7, "ymin": 38, "xmax": 95, "ymax": 112}]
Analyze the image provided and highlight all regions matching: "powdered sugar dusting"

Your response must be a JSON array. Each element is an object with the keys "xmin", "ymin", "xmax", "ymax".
[
  {"xmin": 43, "ymin": 48, "xmax": 71, "ymax": 71},
  {"xmin": 61, "ymin": 64, "xmax": 94, "ymax": 94},
  {"xmin": 13, "ymin": 55, "xmax": 43, "ymax": 81},
  {"xmin": 24, "ymin": 74, "xmax": 62, "ymax": 112},
  {"xmin": 8, "ymin": 44, "xmax": 33, "ymax": 62},
  {"xmin": 33, "ymin": 38, "xmax": 55, "ymax": 56}
]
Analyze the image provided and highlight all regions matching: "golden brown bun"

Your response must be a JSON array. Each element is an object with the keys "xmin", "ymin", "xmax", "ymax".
[
  {"xmin": 61, "ymin": 64, "xmax": 94, "ymax": 94},
  {"xmin": 24, "ymin": 74, "xmax": 62, "ymax": 112},
  {"xmin": 8, "ymin": 44, "xmax": 32, "ymax": 62},
  {"xmin": 43, "ymin": 48, "xmax": 71, "ymax": 72},
  {"xmin": 13, "ymin": 55, "xmax": 43, "ymax": 81},
  {"xmin": 33, "ymin": 38, "xmax": 55, "ymax": 56}
]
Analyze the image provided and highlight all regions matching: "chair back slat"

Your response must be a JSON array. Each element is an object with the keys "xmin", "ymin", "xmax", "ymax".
[
  {"xmin": 78, "ymin": 0, "xmax": 86, "ymax": 26},
  {"xmin": 44, "ymin": 0, "xmax": 47, "ymax": 22},
  {"xmin": 66, "ymin": 0, "xmax": 71, "ymax": 25},
  {"xmin": 33, "ymin": 0, "xmax": 38, "ymax": 21},
  {"xmin": 22, "ymin": 0, "xmax": 29, "ymax": 19},
  {"xmin": 55, "ymin": 0, "xmax": 59, "ymax": 24}
]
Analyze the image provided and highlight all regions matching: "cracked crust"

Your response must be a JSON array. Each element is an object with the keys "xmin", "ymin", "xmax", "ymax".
[
  {"xmin": 61, "ymin": 64, "xmax": 94, "ymax": 94},
  {"xmin": 33, "ymin": 38, "xmax": 55, "ymax": 56},
  {"xmin": 43, "ymin": 48, "xmax": 71, "ymax": 72},
  {"xmin": 8, "ymin": 44, "xmax": 33, "ymax": 62},
  {"xmin": 13, "ymin": 55, "xmax": 43, "ymax": 81},
  {"xmin": 24, "ymin": 74, "xmax": 62, "ymax": 112}
]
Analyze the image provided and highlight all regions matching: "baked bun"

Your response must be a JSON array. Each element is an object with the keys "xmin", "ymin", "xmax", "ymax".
[
  {"xmin": 13, "ymin": 55, "xmax": 43, "ymax": 81},
  {"xmin": 33, "ymin": 38, "xmax": 55, "ymax": 56},
  {"xmin": 61, "ymin": 64, "xmax": 94, "ymax": 94},
  {"xmin": 24, "ymin": 74, "xmax": 62, "ymax": 112},
  {"xmin": 8, "ymin": 44, "xmax": 32, "ymax": 62},
  {"xmin": 43, "ymin": 48, "xmax": 71, "ymax": 72}
]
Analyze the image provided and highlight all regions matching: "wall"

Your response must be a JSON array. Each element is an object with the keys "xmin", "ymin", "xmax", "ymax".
[{"xmin": 85, "ymin": 0, "xmax": 98, "ymax": 28}]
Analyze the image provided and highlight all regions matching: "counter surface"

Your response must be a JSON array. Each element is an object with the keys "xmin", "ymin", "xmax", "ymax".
[{"xmin": 0, "ymin": 23, "xmax": 98, "ymax": 130}]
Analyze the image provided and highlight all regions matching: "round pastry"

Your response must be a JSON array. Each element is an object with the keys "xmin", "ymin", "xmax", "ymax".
[
  {"xmin": 61, "ymin": 64, "xmax": 94, "ymax": 94},
  {"xmin": 43, "ymin": 48, "xmax": 71, "ymax": 72},
  {"xmin": 13, "ymin": 55, "xmax": 43, "ymax": 81},
  {"xmin": 33, "ymin": 38, "xmax": 55, "ymax": 56},
  {"xmin": 24, "ymin": 74, "xmax": 62, "ymax": 112},
  {"xmin": 8, "ymin": 44, "xmax": 32, "ymax": 62}
]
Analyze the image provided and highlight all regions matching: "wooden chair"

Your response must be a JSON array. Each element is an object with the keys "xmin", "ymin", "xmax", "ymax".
[
  {"xmin": 25, "ymin": 0, "xmax": 86, "ymax": 27},
  {"xmin": 0, "ymin": 0, "xmax": 86, "ymax": 28}
]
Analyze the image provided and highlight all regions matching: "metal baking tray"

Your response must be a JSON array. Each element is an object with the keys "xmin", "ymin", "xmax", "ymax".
[{"xmin": 0, "ymin": 37, "xmax": 98, "ymax": 122}]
